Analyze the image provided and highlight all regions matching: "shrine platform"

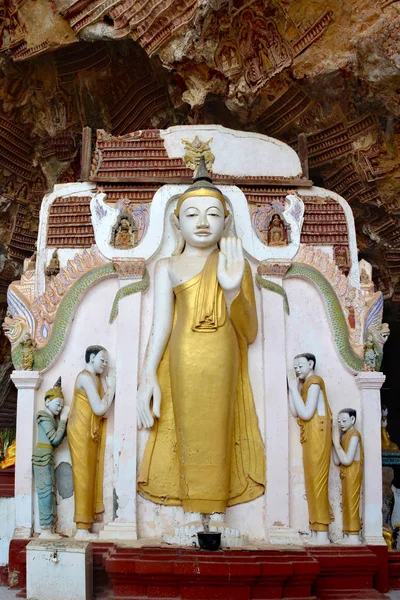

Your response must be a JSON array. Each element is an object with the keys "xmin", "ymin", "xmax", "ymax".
[{"xmin": 3, "ymin": 539, "xmax": 396, "ymax": 599}]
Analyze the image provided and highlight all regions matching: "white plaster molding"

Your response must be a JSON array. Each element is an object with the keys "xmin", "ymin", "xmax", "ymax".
[
  {"xmin": 355, "ymin": 372, "xmax": 386, "ymax": 390},
  {"xmin": 99, "ymin": 522, "xmax": 137, "ymax": 540},
  {"xmin": 160, "ymin": 125, "xmax": 304, "ymax": 178},
  {"xmin": 233, "ymin": 189, "xmax": 303, "ymax": 262},
  {"xmin": 90, "ymin": 186, "xmax": 183, "ymax": 262},
  {"xmin": 267, "ymin": 526, "xmax": 302, "ymax": 545},
  {"xmin": 297, "ymin": 187, "xmax": 360, "ymax": 288},
  {"xmin": 13, "ymin": 526, "xmax": 32, "ymax": 539},
  {"xmin": 362, "ymin": 535, "xmax": 387, "ymax": 546},
  {"xmin": 91, "ymin": 185, "xmax": 304, "ymax": 264},
  {"xmin": 11, "ymin": 370, "xmax": 43, "ymax": 390},
  {"xmin": 36, "ymin": 182, "xmax": 97, "ymax": 296}
]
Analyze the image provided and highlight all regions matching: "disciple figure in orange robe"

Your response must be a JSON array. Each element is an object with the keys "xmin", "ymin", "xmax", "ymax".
[{"xmin": 288, "ymin": 352, "xmax": 333, "ymax": 544}]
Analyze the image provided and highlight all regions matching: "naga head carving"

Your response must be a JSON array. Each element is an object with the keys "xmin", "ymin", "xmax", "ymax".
[{"xmin": 2, "ymin": 313, "xmax": 30, "ymax": 347}]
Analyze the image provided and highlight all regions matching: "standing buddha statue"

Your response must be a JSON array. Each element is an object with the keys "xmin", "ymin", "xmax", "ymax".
[{"xmin": 137, "ymin": 158, "xmax": 265, "ymax": 543}]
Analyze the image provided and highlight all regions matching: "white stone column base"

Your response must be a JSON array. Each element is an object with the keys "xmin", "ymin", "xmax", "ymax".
[
  {"xmin": 13, "ymin": 526, "xmax": 32, "ymax": 539},
  {"xmin": 267, "ymin": 526, "xmax": 302, "ymax": 545},
  {"xmin": 363, "ymin": 535, "xmax": 387, "ymax": 546},
  {"xmin": 99, "ymin": 522, "xmax": 137, "ymax": 540}
]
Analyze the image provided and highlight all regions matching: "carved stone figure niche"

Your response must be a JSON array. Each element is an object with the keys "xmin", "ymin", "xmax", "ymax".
[
  {"xmin": 263, "ymin": 211, "xmax": 291, "ymax": 247},
  {"xmin": 111, "ymin": 210, "xmax": 138, "ymax": 249}
]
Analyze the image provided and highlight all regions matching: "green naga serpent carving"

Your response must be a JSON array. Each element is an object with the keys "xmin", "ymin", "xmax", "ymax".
[
  {"xmin": 284, "ymin": 263, "xmax": 364, "ymax": 372},
  {"xmin": 12, "ymin": 263, "xmax": 149, "ymax": 372},
  {"xmin": 256, "ymin": 273, "xmax": 290, "ymax": 316},
  {"xmin": 109, "ymin": 269, "xmax": 150, "ymax": 324}
]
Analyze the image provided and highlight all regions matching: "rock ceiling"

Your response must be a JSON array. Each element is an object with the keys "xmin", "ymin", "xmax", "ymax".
[{"xmin": 0, "ymin": 0, "xmax": 400, "ymax": 305}]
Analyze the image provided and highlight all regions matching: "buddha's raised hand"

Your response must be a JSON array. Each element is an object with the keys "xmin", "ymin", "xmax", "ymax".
[
  {"xmin": 137, "ymin": 372, "xmax": 161, "ymax": 429},
  {"xmin": 217, "ymin": 237, "xmax": 245, "ymax": 294}
]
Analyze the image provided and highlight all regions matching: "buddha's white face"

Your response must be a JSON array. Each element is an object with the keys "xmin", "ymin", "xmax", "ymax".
[
  {"xmin": 178, "ymin": 196, "xmax": 226, "ymax": 248},
  {"xmin": 337, "ymin": 412, "xmax": 355, "ymax": 433},
  {"xmin": 91, "ymin": 350, "xmax": 108, "ymax": 375}
]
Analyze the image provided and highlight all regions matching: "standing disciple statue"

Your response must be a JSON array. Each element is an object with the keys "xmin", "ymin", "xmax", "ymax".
[
  {"xmin": 332, "ymin": 409, "xmax": 363, "ymax": 544},
  {"xmin": 68, "ymin": 346, "xmax": 116, "ymax": 539},
  {"xmin": 137, "ymin": 158, "xmax": 265, "ymax": 542},
  {"xmin": 32, "ymin": 377, "xmax": 69, "ymax": 538},
  {"xmin": 288, "ymin": 353, "xmax": 333, "ymax": 544}
]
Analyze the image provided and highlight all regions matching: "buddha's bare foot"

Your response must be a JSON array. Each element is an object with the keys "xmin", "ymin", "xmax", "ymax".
[
  {"xmin": 162, "ymin": 512, "xmax": 203, "ymax": 546},
  {"xmin": 178, "ymin": 520, "xmax": 203, "ymax": 538},
  {"xmin": 74, "ymin": 529, "xmax": 98, "ymax": 540},
  {"xmin": 336, "ymin": 534, "xmax": 361, "ymax": 545},
  {"xmin": 310, "ymin": 531, "xmax": 330, "ymax": 545},
  {"xmin": 209, "ymin": 517, "xmax": 246, "ymax": 548},
  {"xmin": 39, "ymin": 529, "xmax": 61, "ymax": 540}
]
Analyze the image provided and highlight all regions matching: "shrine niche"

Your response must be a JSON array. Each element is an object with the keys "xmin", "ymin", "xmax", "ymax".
[
  {"xmin": 263, "ymin": 211, "xmax": 291, "ymax": 247},
  {"xmin": 0, "ymin": 126, "xmax": 387, "ymax": 562},
  {"xmin": 111, "ymin": 210, "xmax": 138, "ymax": 249}
]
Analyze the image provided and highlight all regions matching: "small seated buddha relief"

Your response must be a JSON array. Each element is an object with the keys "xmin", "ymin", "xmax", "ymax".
[
  {"xmin": 263, "ymin": 212, "xmax": 290, "ymax": 247},
  {"xmin": 111, "ymin": 210, "xmax": 138, "ymax": 249}
]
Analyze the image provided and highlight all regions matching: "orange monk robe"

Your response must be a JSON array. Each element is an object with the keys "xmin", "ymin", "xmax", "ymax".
[
  {"xmin": 68, "ymin": 373, "xmax": 107, "ymax": 529},
  {"xmin": 298, "ymin": 375, "xmax": 334, "ymax": 532},
  {"xmin": 340, "ymin": 429, "xmax": 363, "ymax": 534},
  {"xmin": 138, "ymin": 250, "xmax": 266, "ymax": 514}
]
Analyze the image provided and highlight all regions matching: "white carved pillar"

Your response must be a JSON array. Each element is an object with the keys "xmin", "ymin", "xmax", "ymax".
[
  {"xmin": 11, "ymin": 370, "xmax": 43, "ymax": 538},
  {"xmin": 258, "ymin": 262, "xmax": 299, "ymax": 544},
  {"xmin": 100, "ymin": 260, "xmax": 145, "ymax": 540},
  {"xmin": 355, "ymin": 371, "xmax": 386, "ymax": 545}
]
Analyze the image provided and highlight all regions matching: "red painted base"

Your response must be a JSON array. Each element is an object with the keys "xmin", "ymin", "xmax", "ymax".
[
  {"xmin": 389, "ymin": 550, "xmax": 400, "ymax": 590},
  {"xmin": 4, "ymin": 540, "xmax": 391, "ymax": 600},
  {"xmin": 0, "ymin": 466, "xmax": 15, "ymax": 498}
]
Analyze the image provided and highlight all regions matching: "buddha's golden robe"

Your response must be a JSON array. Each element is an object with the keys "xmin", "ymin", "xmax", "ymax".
[
  {"xmin": 138, "ymin": 250, "xmax": 266, "ymax": 513},
  {"xmin": 68, "ymin": 372, "xmax": 106, "ymax": 529},
  {"xmin": 340, "ymin": 429, "xmax": 363, "ymax": 534},
  {"xmin": 298, "ymin": 375, "xmax": 333, "ymax": 532}
]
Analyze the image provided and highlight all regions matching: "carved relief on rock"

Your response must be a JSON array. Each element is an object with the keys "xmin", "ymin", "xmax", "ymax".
[
  {"xmin": 182, "ymin": 136, "xmax": 214, "ymax": 171},
  {"xmin": 114, "ymin": 199, "xmax": 149, "ymax": 245},
  {"xmin": 111, "ymin": 210, "xmax": 138, "ymax": 249},
  {"xmin": 227, "ymin": 9, "xmax": 293, "ymax": 91},
  {"xmin": 263, "ymin": 211, "xmax": 291, "ymax": 247},
  {"xmin": 334, "ymin": 246, "xmax": 349, "ymax": 270},
  {"xmin": 250, "ymin": 201, "xmax": 285, "ymax": 246}
]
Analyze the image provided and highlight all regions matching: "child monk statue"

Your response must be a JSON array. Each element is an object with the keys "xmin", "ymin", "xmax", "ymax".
[
  {"xmin": 332, "ymin": 408, "xmax": 363, "ymax": 545},
  {"xmin": 32, "ymin": 377, "xmax": 69, "ymax": 538},
  {"xmin": 68, "ymin": 345, "xmax": 116, "ymax": 539},
  {"xmin": 137, "ymin": 158, "xmax": 265, "ymax": 543},
  {"xmin": 288, "ymin": 353, "xmax": 333, "ymax": 544}
]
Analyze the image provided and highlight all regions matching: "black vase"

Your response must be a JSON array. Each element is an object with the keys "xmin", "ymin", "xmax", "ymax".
[{"xmin": 197, "ymin": 532, "xmax": 222, "ymax": 551}]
